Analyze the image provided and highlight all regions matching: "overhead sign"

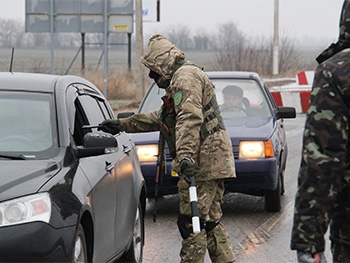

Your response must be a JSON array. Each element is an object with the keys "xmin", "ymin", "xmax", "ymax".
[
  {"xmin": 142, "ymin": 0, "xmax": 159, "ymax": 22},
  {"xmin": 25, "ymin": 0, "xmax": 134, "ymax": 33}
]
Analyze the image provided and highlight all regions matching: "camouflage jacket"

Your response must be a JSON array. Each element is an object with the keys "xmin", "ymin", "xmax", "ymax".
[
  {"xmin": 291, "ymin": 48, "xmax": 350, "ymax": 253},
  {"xmin": 119, "ymin": 34, "xmax": 235, "ymax": 181}
]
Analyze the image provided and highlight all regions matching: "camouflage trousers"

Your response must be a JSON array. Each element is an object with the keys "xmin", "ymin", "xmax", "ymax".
[{"xmin": 177, "ymin": 178, "xmax": 235, "ymax": 263}]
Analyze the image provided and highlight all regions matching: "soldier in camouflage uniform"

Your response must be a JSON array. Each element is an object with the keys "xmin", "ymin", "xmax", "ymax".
[
  {"xmin": 291, "ymin": 1, "xmax": 350, "ymax": 262},
  {"xmin": 99, "ymin": 34, "xmax": 236, "ymax": 263}
]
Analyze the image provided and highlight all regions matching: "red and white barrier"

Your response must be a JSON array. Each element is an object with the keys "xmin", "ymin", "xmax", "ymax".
[
  {"xmin": 296, "ymin": 71, "xmax": 314, "ymax": 85},
  {"xmin": 269, "ymin": 71, "xmax": 313, "ymax": 114},
  {"xmin": 271, "ymin": 87, "xmax": 311, "ymax": 113}
]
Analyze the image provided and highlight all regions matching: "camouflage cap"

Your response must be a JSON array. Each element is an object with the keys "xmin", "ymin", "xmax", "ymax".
[
  {"xmin": 141, "ymin": 34, "xmax": 185, "ymax": 88},
  {"xmin": 316, "ymin": 0, "xmax": 350, "ymax": 63}
]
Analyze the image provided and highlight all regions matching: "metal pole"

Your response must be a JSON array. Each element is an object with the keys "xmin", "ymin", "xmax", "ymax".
[
  {"xmin": 272, "ymin": 0, "xmax": 279, "ymax": 75},
  {"xmin": 135, "ymin": 0, "xmax": 144, "ymax": 100},
  {"xmin": 81, "ymin": 33, "xmax": 85, "ymax": 71},
  {"xmin": 128, "ymin": 33, "xmax": 131, "ymax": 71},
  {"xmin": 50, "ymin": 0, "xmax": 55, "ymax": 74},
  {"xmin": 103, "ymin": 0, "xmax": 108, "ymax": 98}
]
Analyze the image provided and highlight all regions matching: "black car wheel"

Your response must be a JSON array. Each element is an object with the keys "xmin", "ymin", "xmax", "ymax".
[
  {"xmin": 73, "ymin": 223, "xmax": 87, "ymax": 263},
  {"xmin": 264, "ymin": 174, "xmax": 282, "ymax": 212},
  {"xmin": 118, "ymin": 203, "xmax": 144, "ymax": 263}
]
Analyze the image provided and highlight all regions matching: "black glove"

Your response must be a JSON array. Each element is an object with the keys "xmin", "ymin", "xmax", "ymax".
[
  {"xmin": 98, "ymin": 119, "xmax": 121, "ymax": 135},
  {"xmin": 180, "ymin": 157, "xmax": 195, "ymax": 185}
]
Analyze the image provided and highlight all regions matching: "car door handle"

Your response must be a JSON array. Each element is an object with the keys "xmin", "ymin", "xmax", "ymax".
[
  {"xmin": 123, "ymin": 145, "xmax": 131, "ymax": 154},
  {"xmin": 105, "ymin": 161, "xmax": 114, "ymax": 172}
]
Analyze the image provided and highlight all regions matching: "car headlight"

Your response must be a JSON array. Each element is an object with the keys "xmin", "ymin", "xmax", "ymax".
[
  {"xmin": 0, "ymin": 193, "xmax": 51, "ymax": 227},
  {"xmin": 239, "ymin": 140, "xmax": 274, "ymax": 159},
  {"xmin": 136, "ymin": 144, "xmax": 158, "ymax": 162}
]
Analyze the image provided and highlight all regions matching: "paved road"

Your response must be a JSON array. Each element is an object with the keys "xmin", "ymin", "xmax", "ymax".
[{"xmin": 142, "ymin": 114, "xmax": 333, "ymax": 263}]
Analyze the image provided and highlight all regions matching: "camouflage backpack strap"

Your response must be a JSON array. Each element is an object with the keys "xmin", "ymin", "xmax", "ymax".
[
  {"xmin": 159, "ymin": 96, "xmax": 177, "ymax": 158},
  {"xmin": 200, "ymin": 94, "xmax": 226, "ymax": 142}
]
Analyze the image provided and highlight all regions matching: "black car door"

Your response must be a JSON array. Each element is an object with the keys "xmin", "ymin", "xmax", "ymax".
[{"xmin": 70, "ymin": 84, "xmax": 136, "ymax": 261}]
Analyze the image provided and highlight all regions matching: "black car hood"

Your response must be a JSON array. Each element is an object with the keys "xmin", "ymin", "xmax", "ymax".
[
  {"xmin": 0, "ymin": 160, "xmax": 61, "ymax": 201},
  {"xmin": 224, "ymin": 116, "xmax": 276, "ymax": 145}
]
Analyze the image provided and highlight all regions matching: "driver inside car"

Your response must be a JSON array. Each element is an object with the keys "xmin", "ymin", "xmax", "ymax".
[{"xmin": 220, "ymin": 85, "xmax": 249, "ymax": 112}]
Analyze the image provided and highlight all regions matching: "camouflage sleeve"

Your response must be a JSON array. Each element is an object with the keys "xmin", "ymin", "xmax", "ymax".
[
  {"xmin": 172, "ymin": 68, "xmax": 203, "ymax": 163},
  {"xmin": 118, "ymin": 110, "xmax": 160, "ymax": 133},
  {"xmin": 291, "ymin": 62, "xmax": 350, "ymax": 253}
]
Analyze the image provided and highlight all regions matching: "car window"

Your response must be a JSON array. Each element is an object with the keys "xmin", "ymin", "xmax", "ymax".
[
  {"xmin": 78, "ymin": 95, "xmax": 109, "ymax": 125},
  {"xmin": 139, "ymin": 83, "xmax": 165, "ymax": 113},
  {"xmin": 0, "ymin": 91, "xmax": 57, "ymax": 159},
  {"xmin": 72, "ymin": 92, "xmax": 113, "ymax": 146}
]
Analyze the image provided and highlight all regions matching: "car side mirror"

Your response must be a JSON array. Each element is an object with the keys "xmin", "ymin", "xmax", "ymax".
[
  {"xmin": 276, "ymin": 106, "xmax": 296, "ymax": 119},
  {"xmin": 76, "ymin": 132, "xmax": 118, "ymax": 158}
]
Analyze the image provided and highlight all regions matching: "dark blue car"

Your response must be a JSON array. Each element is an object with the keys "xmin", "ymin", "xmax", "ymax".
[{"xmin": 126, "ymin": 71, "xmax": 296, "ymax": 212}]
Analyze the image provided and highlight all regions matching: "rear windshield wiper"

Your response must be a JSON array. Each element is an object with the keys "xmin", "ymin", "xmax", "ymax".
[{"xmin": 0, "ymin": 154, "xmax": 29, "ymax": 160}]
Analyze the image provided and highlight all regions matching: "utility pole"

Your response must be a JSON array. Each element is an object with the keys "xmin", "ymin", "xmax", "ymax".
[
  {"xmin": 273, "ymin": 0, "xmax": 279, "ymax": 75},
  {"xmin": 135, "ymin": 0, "xmax": 145, "ymax": 101}
]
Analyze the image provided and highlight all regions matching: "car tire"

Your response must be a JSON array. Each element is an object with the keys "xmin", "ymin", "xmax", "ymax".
[
  {"xmin": 73, "ymin": 223, "xmax": 88, "ymax": 263},
  {"xmin": 264, "ymin": 175, "xmax": 282, "ymax": 212},
  {"xmin": 117, "ymin": 203, "xmax": 144, "ymax": 263}
]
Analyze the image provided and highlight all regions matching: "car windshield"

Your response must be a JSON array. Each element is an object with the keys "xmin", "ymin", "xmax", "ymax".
[
  {"xmin": 213, "ymin": 78, "xmax": 272, "ymax": 118},
  {"xmin": 0, "ymin": 92, "xmax": 57, "ymax": 159},
  {"xmin": 140, "ymin": 78, "xmax": 272, "ymax": 118}
]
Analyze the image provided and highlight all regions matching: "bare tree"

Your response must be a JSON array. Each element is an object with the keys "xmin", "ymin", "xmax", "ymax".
[
  {"xmin": 193, "ymin": 30, "xmax": 212, "ymax": 49},
  {"xmin": 278, "ymin": 31, "xmax": 301, "ymax": 76},
  {"xmin": 213, "ymin": 22, "xmax": 246, "ymax": 71},
  {"xmin": 213, "ymin": 21, "xmax": 301, "ymax": 76},
  {"xmin": 0, "ymin": 19, "xmax": 25, "ymax": 48},
  {"xmin": 164, "ymin": 24, "xmax": 193, "ymax": 50}
]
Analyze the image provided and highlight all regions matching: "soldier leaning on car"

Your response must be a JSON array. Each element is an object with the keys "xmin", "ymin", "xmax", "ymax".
[
  {"xmin": 99, "ymin": 34, "xmax": 236, "ymax": 263},
  {"xmin": 290, "ymin": 1, "xmax": 350, "ymax": 262}
]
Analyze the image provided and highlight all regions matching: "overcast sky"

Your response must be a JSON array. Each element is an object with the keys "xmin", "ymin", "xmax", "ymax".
[{"xmin": 1, "ymin": 0, "xmax": 344, "ymax": 42}]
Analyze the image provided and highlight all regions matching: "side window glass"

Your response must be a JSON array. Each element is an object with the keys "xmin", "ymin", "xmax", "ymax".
[
  {"xmin": 78, "ymin": 95, "xmax": 106, "ymax": 125},
  {"xmin": 71, "ymin": 83, "xmax": 114, "ymax": 145},
  {"xmin": 264, "ymin": 84, "xmax": 277, "ymax": 109},
  {"xmin": 98, "ymin": 99, "xmax": 114, "ymax": 119},
  {"xmin": 73, "ymin": 99, "xmax": 89, "ymax": 146}
]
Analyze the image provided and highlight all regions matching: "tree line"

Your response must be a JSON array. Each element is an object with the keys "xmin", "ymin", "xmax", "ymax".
[{"xmin": 0, "ymin": 18, "xmax": 309, "ymax": 77}]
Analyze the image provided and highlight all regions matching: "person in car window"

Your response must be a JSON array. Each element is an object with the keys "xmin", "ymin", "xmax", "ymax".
[
  {"xmin": 99, "ymin": 34, "xmax": 236, "ymax": 263},
  {"xmin": 220, "ymin": 85, "xmax": 249, "ymax": 112},
  {"xmin": 291, "ymin": 1, "xmax": 350, "ymax": 262}
]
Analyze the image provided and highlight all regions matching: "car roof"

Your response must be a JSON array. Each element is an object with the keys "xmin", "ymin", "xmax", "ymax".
[
  {"xmin": 0, "ymin": 72, "xmax": 96, "ymax": 94},
  {"xmin": 0, "ymin": 72, "xmax": 61, "ymax": 92},
  {"xmin": 205, "ymin": 71, "xmax": 261, "ymax": 80}
]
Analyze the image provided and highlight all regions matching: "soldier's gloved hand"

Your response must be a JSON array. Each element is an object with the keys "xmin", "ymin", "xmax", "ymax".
[
  {"xmin": 98, "ymin": 119, "xmax": 121, "ymax": 135},
  {"xmin": 297, "ymin": 251, "xmax": 327, "ymax": 263},
  {"xmin": 180, "ymin": 157, "xmax": 195, "ymax": 185}
]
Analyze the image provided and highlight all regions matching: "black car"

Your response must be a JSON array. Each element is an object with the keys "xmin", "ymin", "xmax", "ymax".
[
  {"xmin": 0, "ymin": 72, "xmax": 146, "ymax": 262},
  {"xmin": 126, "ymin": 71, "xmax": 296, "ymax": 212}
]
